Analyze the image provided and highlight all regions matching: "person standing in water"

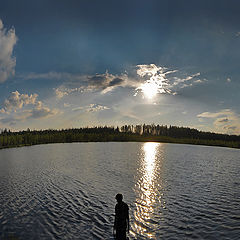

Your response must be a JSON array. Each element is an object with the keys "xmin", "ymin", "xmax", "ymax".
[{"xmin": 113, "ymin": 193, "xmax": 129, "ymax": 240}]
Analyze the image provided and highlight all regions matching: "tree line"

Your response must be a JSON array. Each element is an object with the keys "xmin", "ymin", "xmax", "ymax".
[{"xmin": 0, "ymin": 124, "xmax": 240, "ymax": 149}]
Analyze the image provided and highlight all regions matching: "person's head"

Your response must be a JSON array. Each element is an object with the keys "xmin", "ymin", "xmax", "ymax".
[{"xmin": 115, "ymin": 193, "xmax": 123, "ymax": 203}]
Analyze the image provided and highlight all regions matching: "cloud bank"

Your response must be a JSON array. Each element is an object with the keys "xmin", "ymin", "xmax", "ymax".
[
  {"xmin": 0, "ymin": 91, "xmax": 58, "ymax": 126},
  {"xmin": 0, "ymin": 19, "xmax": 17, "ymax": 83},
  {"xmin": 54, "ymin": 71, "xmax": 128, "ymax": 98},
  {"xmin": 23, "ymin": 64, "xmax": 205, "ymax": 101},
  {"xmin": 197, "ymin": 109, "xmax": 240, "ymax": 134},
  {"xmin": 0, "ymin": 91, "xmax": 38, "ymax": 113}
]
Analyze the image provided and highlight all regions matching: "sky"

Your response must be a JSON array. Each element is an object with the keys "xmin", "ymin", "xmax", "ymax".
[{"xmin": 0, "ymin": 0, "xmax": 240, "ymax": 134}]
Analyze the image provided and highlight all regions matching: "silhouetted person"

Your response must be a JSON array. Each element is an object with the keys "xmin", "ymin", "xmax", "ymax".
[{"xmin": 113, "ymin": 193, "xmax": 129, "ymax": 240}]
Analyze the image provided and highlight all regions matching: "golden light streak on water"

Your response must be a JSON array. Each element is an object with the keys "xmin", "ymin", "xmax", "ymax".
[{"xmin": 133, "ymin": 142, "xmax": 161, "ymax": 239}]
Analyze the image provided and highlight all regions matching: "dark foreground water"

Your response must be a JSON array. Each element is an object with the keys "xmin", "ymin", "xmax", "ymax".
[{"xmin": 0, "ymin": 142, "xmax": 239, "ymax": 239}]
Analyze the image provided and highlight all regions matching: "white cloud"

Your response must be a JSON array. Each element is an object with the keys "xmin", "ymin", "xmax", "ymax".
[
  {"xmin": 87, "ymin": 104, "xmax": 110, "ymax": 112},
  {"xmin": 63, "ymin": 103, "xmax": 71, "ymax": 108},
  {"xmin": 197, "ymin": 109, "xmax": 240, "ymax": 134},
  {"xmin": 55, "ymin": 88, "xmax": 68, "ymax": 99},
  {"xmin": 28, "ymin": 101, "xmax": 58, "ymax": 119},
  {"xmin": 136, "ymin": 64, "xmax": 166, "ymax": 77},
  {"xmin": 72, "ymin": 106, "xmax": 84, "ymax": 111},
  {"xmin": 173, "ymin": 73, "xmax": 202, "ymax": 89},
  {"xmin": 0, "ymin": 91, "xmax": 59, "ymax": 126},
  {"xmin": 55, "ymin": 87, "xmax": 83, "ymax": 99},
  {"xmin": 197, "ymin": 109, "xmax": 233, "ymax": 118},
  {"xmin": 194, "ymin": 79, "xmax": 204, "ymax": 83},
  {"xmin": 0, "ymin": 19, "xmax": 17, "ymax": 83},
  {"xmin": 0, "ymin": 91, "xmax": 38, "ymax": 113},
  {"xmin": 227, "ymin": 77, "xmax": 231, "ymax": 83},
  {"xmin": 72, "ymin": 104, "xmax": 110, "ymax": 113}
]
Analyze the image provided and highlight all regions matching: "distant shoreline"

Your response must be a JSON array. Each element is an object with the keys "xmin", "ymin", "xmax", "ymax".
[
  {"xmin": 0, "ymin": 133, "xmax": 239, "ymax": 150},
  {"xmin": 1, "ymin": 125, "xmax": 240, "ymax": 150}
]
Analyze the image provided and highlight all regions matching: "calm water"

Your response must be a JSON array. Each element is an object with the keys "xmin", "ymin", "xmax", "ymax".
[{"xmin": 0, "ymin": 142, "xmax": 239, "ymax": 239}]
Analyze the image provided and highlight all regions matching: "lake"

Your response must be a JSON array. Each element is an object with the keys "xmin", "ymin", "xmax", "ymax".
[{"xmin": 0, "ymin": 142, "xmax": 239, "ymax": 239}]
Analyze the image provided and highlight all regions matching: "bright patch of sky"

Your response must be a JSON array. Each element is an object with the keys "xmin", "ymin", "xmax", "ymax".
[{"xmin": 0, "ymin": 0, "xmax": 240, "ymax": 134}]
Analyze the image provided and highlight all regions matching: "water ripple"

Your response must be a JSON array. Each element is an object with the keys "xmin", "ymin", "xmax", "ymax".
[{"xmin": 0, "ymin": 143, "xmax": 239, "ymax": 239}]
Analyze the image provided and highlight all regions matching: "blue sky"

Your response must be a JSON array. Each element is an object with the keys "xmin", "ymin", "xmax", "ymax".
[{"xmin": 0, "ymin": 0, "xmax": 240, "ymax": 134}]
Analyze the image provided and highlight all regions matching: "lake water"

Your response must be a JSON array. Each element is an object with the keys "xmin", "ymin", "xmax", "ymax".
[{"xmin": 0, "ymin": 142, "xmax": 239, "ymax": 239}]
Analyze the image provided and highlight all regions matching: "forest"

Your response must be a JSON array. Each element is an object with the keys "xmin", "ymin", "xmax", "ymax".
[{"xmin": 0, "ymin": 124, "xmax": 240, "ymax": 149}]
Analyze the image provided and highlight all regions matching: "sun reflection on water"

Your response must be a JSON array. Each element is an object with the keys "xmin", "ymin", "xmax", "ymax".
[
  {"xmin": 144, "ymin": 142, "xmax": 158, "ymax": 183},
  {"xmin": 132, "ymin": 142, "xmax": 162, "ymax": 239}
]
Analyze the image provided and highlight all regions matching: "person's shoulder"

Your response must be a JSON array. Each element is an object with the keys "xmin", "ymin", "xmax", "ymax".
[{"xmin": 123, "ymin": 201, "xmax": 129, "ymax": 209}]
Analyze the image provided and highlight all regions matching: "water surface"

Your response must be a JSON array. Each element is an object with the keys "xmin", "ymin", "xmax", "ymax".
[{"xmin": 0, "ymin": 142, "xmax": 239, "ymax": 239}]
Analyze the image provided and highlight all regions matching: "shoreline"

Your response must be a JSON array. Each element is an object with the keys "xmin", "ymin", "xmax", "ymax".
[{"xmin": 0, "ymin": 135, "xmax": 239, "ymax": 151}]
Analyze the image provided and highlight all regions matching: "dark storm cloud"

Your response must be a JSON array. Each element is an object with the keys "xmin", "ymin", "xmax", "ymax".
[
  {"xmin": 87, "ymin": 75, "xmax": 106, "ymax": 87},
  {"xmin": 87, "ymin": 73, "xmax": 125, "ymax": 90},
  {"xmin": 54, "ymin": 71, "xmax": 129, "ymax": 98},
  {"xmin": 109, "ymin": 78, "xmax": 124, "ymax": 87},
  {"xmin": 227, "ymin": 126, "xmax": 237, "ymax": 130},
  {"xmin": 218, "ymin": 118, "xmax": 229, "ymax": 123}
]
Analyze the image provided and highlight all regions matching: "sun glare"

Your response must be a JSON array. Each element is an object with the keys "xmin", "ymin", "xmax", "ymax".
[
  {"xmin": 141, "ymin": 82, "xmax": 158, "ymax": 99},
  {"xmin": 135, "ymin": 64, "xmax": 170, "ymax": 100}
]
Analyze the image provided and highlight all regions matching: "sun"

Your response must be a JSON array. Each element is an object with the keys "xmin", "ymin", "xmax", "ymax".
[
  {"xmin": 135, "ymin": 74, "xmax": 167, "ymax": 99},
  {"xmin": 141, "ymin": 81, "xmax": 158, "ymax": 99}
]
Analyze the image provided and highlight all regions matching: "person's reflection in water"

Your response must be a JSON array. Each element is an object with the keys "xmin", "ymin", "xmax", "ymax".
[{"xmin": 113, "ymin": 193, "xmax": 129, "ymax": 240}]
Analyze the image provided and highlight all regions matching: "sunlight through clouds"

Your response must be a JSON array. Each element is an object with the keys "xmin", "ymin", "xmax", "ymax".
[
  {"xmin": 134, "ymin": 64, "xmax": 202, "ymax": 99},
  {"xmin": 135, "ymin": 64, "xmax": 173, "ymax": 99}
]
